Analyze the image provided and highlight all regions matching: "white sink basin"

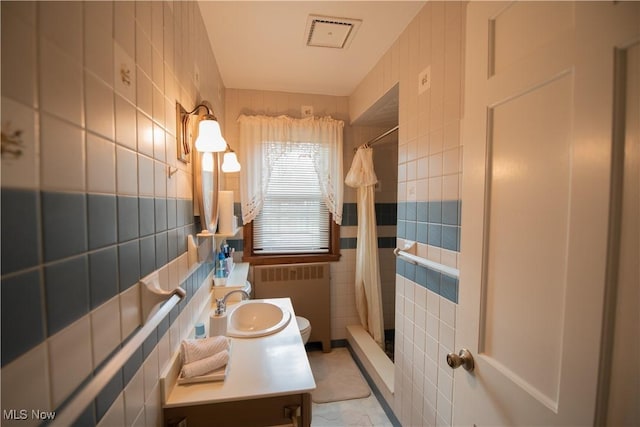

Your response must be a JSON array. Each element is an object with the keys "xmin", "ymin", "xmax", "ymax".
[{"xmin": 226, "ymin": 301, "xmax": 291, "ymax": 338}]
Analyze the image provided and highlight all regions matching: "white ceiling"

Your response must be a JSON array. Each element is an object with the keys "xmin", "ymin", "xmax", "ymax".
[{"xmin": 198, "ymin": 1, "xmax": 425, "ymax": 98}]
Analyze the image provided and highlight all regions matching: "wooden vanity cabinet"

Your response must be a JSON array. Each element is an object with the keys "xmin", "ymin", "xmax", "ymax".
[{"xmin": 164, "ymin": 392, "xmax": 311, "ymax": 427}]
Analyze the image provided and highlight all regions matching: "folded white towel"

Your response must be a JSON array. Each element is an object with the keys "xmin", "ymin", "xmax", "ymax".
[
  {"xmin": 180, "ymin": 336, "xmax": 229, "ymax": 365},
  {"xmin": 181, "ymin": 350, "xmax": 229, "ymax": 379}
]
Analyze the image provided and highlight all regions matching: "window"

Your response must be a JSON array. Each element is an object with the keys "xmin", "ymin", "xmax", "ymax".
[
  {"xmin": 238, "ymin": 114, "xmax": 343, "ymax": 265},
  {"xmin": 254, "ymin": 145, "xmax": 329, "ymax": 254}
]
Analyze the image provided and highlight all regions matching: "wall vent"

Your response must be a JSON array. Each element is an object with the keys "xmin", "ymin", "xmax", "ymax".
[{"xmin": 305, "ymin": 14, "xmax": 362, "ymax": 49}]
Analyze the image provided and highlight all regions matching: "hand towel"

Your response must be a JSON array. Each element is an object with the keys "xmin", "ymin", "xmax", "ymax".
[
  {"xmin": 181, "ymin": 336, "xmax": 229, "ymax": 365},
  {"xmin": 181, "ymin": 350, "xmax": 229, "ymax": 379}
]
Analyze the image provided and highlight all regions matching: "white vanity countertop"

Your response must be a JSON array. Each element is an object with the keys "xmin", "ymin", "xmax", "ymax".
[{"xmin": 162, "ymin": 297, "xmax": 316, "ymax": 408}]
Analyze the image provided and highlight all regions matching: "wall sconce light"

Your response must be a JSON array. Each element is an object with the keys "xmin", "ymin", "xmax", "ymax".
[
  {"xmin": 221, "ymin": 147, "xmax": 241, "ymax": 173},
  {"xmin": 194, "ymin": 119, "xmax": 226, "ymax": 152},
  {"xmin": 176, "ymin": 101, "xmax": 227, "ymax": 160}
]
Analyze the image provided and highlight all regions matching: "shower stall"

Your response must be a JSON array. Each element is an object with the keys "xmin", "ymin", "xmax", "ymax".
[{"xmin": 347, "ymin": 124, "xmax": 398, "ymax": 360}]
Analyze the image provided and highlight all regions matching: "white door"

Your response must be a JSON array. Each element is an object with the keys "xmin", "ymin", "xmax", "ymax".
[{"xmin": 455, "ymin": 2, "xmax": 640, "ymax": 426}]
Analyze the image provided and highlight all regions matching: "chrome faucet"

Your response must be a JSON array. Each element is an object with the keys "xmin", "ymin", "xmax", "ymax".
[{"xmin": 215, "ymin": 290, "xmax": 250, "ymax": 315}]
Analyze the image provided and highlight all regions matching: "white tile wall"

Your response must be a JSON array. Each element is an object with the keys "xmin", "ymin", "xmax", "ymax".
[
  {"xmin": 143, "ymin": 348, "xmax": 160, "ymax": 401},
  {"xmin": 85, "ymin": 71, "xmax": 115, "ymax": 140},
  {"xmin": 40, "ymin": 114, "xmax": 85, "ymax": 192},
  {"xmin": 91, "ymin": 296, "xmax": 123, "ymax": 368},
  {"xmin": 137, "ymin": 112, "xmax": 154, "ymax": 157},
  {"xmin": 1, "ymin": 4, "xmax": 37, "ymax": 108},
  {"xmin": 39, "ymin": 38, "xmax": 83, "ymax": 127},
  {"xmin": 350, "ymin": 2, "xmax": 465, "ymax": 425},
  {"xmin": 0, "ymin": 344, "xmax": 51, "ymax": 427},
  {"xmin": 97, "ymin": 395, "xmax": 125, "ymax": 427},
  {"xmin": 85, "ymin": 3, "xmax": 114, "ymax": 84},
  {"xmin": 124, "ymin": 369, "xmax": 145, "ymax": 426},
  {"xmin": 120, "ymin": 285, "xmax": 142, "ymax": 340},
  {"xmin": 116, "ymin": 146, "xmax": 139, "ymax": 195},
  {"xmin": 48, "ymin": 316, "xmax": 93, "ymax": 407},
  {"xmin": 87, "ymin": 133, "xmax": 117, "ymax": 194},
  {"xmin": 2, "ymin": 2, "xmax": 226, "ymax": 422},
  {"xmin": 138, "ymin": 154, "xmax": 155, "ymax": 196},
  {"xmin": 154, "ymin": 160, "xmax": 167, "ymax": 197},
  {"xmin": 115, "ymin": 95, "xmax": 138, "ymax": 150}
]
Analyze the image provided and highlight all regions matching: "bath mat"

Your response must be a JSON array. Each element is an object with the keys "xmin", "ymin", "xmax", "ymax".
[{"xmin": 308, "ymin": 347, "xmax": 371, "ymax": 403}]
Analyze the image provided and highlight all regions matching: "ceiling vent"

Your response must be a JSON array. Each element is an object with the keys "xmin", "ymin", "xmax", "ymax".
[{"xmin": 305, "ymin": 14, "xmax": 362, "ymax": 49}]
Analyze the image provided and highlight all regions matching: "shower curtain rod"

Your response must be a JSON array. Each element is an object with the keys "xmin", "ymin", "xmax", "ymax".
[{"xmin": 355, "ymin": 125, "xmax": 399, "ymax": 152}]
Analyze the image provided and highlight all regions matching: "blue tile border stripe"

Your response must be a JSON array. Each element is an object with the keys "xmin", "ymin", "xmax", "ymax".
[
  {"xmin": 341, "ymin": 202, "xmax": 398, "ymax": 227},
  {"xmin": 0, "ymin": 189, "xmax": 197, "ymax": 368},
  {"xmin": 339, "ymin": 236, "xmax": 397, "ymax": 250},
  {"xmin": 396, "ymin": 200, "xmax": 461, "ymax": 252},
  {"xmin": 396, "ymin": 258, "xmax": 459, "ymax": 304}
]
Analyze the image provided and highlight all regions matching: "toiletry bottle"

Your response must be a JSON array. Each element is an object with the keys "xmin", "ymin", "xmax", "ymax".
[
  {"xmin": 194, "ymin": 322, "xmax": 206, "ymax": 339},
  {"xmin": 210, "ymin": 311, "xmax": 227, "ymax": 337},
  {"xmin": 217, "ymin": 252, "xmax": 227, "ymax": 277}
]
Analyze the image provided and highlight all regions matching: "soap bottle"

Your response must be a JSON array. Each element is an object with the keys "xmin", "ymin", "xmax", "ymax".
[
  {"xmin": 216, "ymin": 252, "xmax": 227, "ymax": 278},
  {"xmin": 210, "ymin": 300, "xmax": 228, "ymax": 336}
]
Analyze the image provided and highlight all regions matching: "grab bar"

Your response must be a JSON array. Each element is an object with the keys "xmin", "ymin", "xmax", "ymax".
[
  {"xmin": 51, "ymin": 284, "xmax": 186, "ymax": 427},
  {"xmin": 394, "ymin": 245, "xmax": 460, "ymax": 279}
]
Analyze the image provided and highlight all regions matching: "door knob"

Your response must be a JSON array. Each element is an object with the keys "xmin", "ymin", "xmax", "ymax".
[{"xmin": 446, "ymin": 348, "xmax": 475, "ymax": 372}]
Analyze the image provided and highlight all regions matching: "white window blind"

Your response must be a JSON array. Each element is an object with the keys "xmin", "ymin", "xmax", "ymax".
[{"xmin": 253, "ymin": 144, "xmax": 330, "ymax": 254}]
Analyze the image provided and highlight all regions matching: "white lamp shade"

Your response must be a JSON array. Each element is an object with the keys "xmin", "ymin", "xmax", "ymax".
[
  {"xmin": 201, "ymin": 152, "xmax": 214, "ymax": 172},
  {"xmin": 194, "ymin": 119, "xmax": 227, "ymax": 152},
  {"xmin": 221, "ymin": 152, "xmax": 241, "ymax": 173}
]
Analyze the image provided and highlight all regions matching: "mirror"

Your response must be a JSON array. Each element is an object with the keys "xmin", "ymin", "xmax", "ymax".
[
  {"xmin": 194, "ymin": 150, "xmax": 221, "ymax": 234},
  {"xmin": 176, "ymin": 101, "xmax": 227, "ymax": 235}
]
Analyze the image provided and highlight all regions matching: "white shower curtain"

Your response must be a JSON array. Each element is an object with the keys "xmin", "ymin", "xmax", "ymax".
[{"xmin": 345, "ymin": 147, "xmax": 384, "ymax": 349}]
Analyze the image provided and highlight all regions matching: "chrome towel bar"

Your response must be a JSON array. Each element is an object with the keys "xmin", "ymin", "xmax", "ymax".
[
  {"xmin": 394, "ymin": 245, "xmax": 459, "ymax": 279},
  {"xmin": 50, "ymin": 286, "xmax": 186, "ymax": 427}
]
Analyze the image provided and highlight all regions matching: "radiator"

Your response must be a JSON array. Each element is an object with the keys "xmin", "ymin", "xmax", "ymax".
[{"xmin": 253, "ymin": 263, "xmax": 331, "ymax": 352}]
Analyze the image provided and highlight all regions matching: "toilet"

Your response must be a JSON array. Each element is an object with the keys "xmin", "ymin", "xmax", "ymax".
[{"xmin": 296, "ymin": 316, "xmax": 311, "ymax": 344}]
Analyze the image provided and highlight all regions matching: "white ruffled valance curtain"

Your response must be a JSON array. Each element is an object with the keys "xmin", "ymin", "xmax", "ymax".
[
  {"xmin": 345, "ymin": 147, "xmax": 384, "ymax": 349},
  {"xmin": 237, "ymin": 114, "xmax": 344, "ymax": 225}
]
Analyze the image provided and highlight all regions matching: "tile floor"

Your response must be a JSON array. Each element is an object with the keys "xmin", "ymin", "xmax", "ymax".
[
  {"xmin": 309, "ymin": 349, "xmax": 393, "ymax": 427},
  {"xmin": 312, "ymin": 395, "xmax": 393, "ymax": 427}
]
